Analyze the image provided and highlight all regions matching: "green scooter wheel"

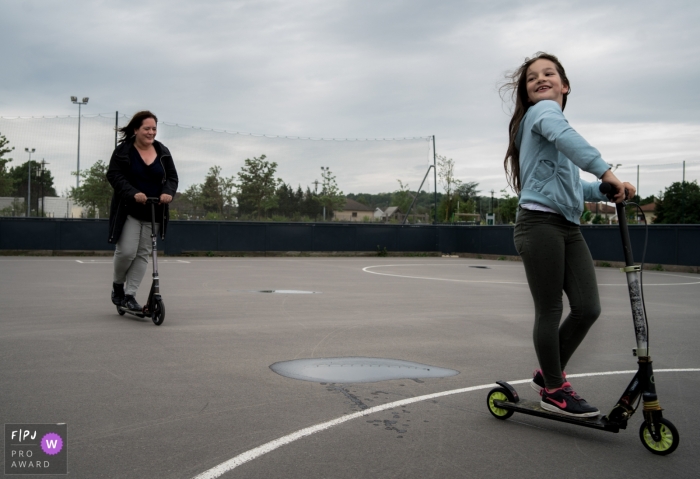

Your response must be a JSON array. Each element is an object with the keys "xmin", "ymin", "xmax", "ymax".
[{"xmin": 487, "ymin": 387, "xmax": 514, "ymax": 420}]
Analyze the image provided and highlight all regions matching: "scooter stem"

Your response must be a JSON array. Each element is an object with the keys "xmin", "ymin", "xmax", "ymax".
[
  {"xmin": 615, "ymin": 202, "xmax": 648, "ymax": 357},
  {"xmin": 148, "ymin": 200, "xmax": 160, "ymax": 296}
]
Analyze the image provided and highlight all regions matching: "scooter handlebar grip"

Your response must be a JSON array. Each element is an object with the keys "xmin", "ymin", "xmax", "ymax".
[
  {"xmin": 599, "ymin": 182, "xmax": 628, "ymax": 202},
  {"xmin": 599, "ymin": 182, "xmax": 616, "ymax": 201}
]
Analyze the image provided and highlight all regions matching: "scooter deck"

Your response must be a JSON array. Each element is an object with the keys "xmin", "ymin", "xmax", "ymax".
[
  {"xmin": 494, "ymin": 398, "xmax": 620, "ymax": 433},
  {"xmin": 117, "ymin": 306, "xmax": 149, "ymax": 318}
]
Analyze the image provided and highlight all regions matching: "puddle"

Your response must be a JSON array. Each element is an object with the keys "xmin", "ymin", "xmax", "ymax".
[
  {"xmin": 270, "ymin": 357, "xmax": 459, "ymax": 383},
  {"xmin": 257, "ymin": 290, "xmax": 319, "ymax": 294},
  {"xmin": 228, "ymin": 290, "xmax": 320, "ymax": 294},
  {"xmin": 469, "ymin": 266, "xmax": 490, "ymax": 269}
]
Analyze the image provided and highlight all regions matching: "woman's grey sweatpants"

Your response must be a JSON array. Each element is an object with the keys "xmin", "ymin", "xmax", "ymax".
[
  {"xmin": 113, "ymin": 215, "xmax": 158, "ymax": 296},
  {"xmin": 514, "ymin": 209, "xmax": 602, "ymax": 390}
]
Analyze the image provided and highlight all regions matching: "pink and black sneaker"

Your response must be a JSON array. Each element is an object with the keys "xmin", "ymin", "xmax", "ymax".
[
  {"xmin": 540, "ymin": 381, "xmax": 599, "ymax": 417},
  {"xmin": 530, "ymin": 369, "xmax": 567, "ymax": 393}
]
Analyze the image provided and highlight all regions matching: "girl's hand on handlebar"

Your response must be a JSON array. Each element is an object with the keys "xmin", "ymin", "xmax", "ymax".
[
  {"xmin": 600, "ymin": 170, "xmax": 633, "ymax": 203},
  {"xmin": 159, "ymin": 194, "xmax": 173, "ymax": 205},
  {"xmin": 134, "ymin": 192, "xmax": 147, "ymax": 204},
  {"xmin": 621, "ymin": 182, "xmax": 636, "ymax": 200}
]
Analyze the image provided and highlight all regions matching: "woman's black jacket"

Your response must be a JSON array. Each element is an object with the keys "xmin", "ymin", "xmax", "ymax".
[{"xmin": 106, "ymin": 139, "xmax": 178, "ymax": 244}]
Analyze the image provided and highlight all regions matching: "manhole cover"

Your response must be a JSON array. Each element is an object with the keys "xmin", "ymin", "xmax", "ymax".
[
  {"xmin": 469, "ymin": 266, "xmax": 490, "ymax": 269},
  {"xmin": 270, "ymin": 357, "xmax": 459, "ymax": 383}
]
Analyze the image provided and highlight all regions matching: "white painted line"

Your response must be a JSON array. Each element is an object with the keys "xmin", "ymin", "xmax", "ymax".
[
  {"xmin": 191, "ymin": 368, "xmax": 700, "ymax": 479},
  {"xmin": 74, "ymin": 260, "xmax": 191, "ymax": 264},
  {"xmin": 362, "ymin": 264, "xmax": 700, "ymax": 286},
  {"xmin": 362, "ymin": 264, "xmax": 528, "ymax": 285}
]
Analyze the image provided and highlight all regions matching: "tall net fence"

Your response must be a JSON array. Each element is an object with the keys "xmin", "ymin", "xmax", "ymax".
[
  {"xmin": 0, "ymin": 114, "xmax": 433, "ymax": 197},
  {"xmin": 603, "ymin": 163, "xmax": 700, "ymax": 200},
  {"xmin": 0, "ymin": 114, "xmax": 698, "ymax": 219}
]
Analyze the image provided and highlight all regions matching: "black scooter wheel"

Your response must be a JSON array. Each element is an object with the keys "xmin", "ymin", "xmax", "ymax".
[
  {"xmin": 117, "ymin": 306, "xmax": 125, "ymax": 316},
  {"xmin": 640, "ymin": 418, "xmax": 679, "ymax": 455},
  {"xmin": 487, "ymin": 387, "xmax": 514, "ymax": 420},
  {"xmin": 152, "ymin": 299, "xmax": 165, "ymax": 326}
]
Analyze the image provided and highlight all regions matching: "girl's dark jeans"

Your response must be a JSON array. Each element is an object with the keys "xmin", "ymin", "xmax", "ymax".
[{"xmin": 514, "ymin": 208, "xmax": 601, "ymax": 390}]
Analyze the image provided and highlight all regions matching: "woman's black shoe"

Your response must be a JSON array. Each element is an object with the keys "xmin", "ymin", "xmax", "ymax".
[
  {"xmin": 111, "ymin": 283, "xmax": 125, "ymax": 306},
  {"xmin": 121, "ymin": 295, "xmax": 142, "ymax": 311}
]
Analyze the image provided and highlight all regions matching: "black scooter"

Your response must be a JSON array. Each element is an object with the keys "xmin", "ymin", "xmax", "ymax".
[
  {"xmin": 116, "ymin": 197, "xmax": 165, "ymax": 326},
  {"xmin": 486, "ymin": 183, "xmax": 679, "ymax": 455}
]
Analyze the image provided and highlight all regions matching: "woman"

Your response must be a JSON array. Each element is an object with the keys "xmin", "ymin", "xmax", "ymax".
[
  {"xmin": 502, "ymin": 53, "xmax": 635, "ymax": 417},
  {"xmin": 107, "ymin": 111, "xmax": 178, "ymax": 311}
]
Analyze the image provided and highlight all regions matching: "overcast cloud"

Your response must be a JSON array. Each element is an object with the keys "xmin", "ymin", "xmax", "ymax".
[{"xmin": 1, "ymin": 0, "xmax": 699, "ymax": 197}]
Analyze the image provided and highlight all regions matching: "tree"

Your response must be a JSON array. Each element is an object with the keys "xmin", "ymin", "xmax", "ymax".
[
  {"xmin": 456, "ymin": 181, "xmax": 480, "ymax": 202},
  {"xmin": 9, "ymin": 160, "xmax": 58, "ymax": 215},
  {"xmin": 318, "ymin": 166, "xmax": 345, "ymax": 219},
  {"xmin": 70, "ymin": 160, "xmax": 111, "ymax": 218},
  {"xmin": 497, "ymin": 189, "xmax": 519, "ymax": 224},
  {"xmin": 274, "ymin": 183, "xmax": 304, "ymax": 219},
  {"xmin": 176, "ymin": 184, "xmax": 204, "ymax": 219},
  {"xmin": 300, "ymin": 186, "xmax": 323, "ymax": 219},
  {"xmin": 391, "ymin": 180, "xmax": 413, "ymax": 214},
  {"xmin": 437, "ymin": 155, "xmax": 462, "ymax": 221},
  {"xmin": 0, "ymin": 132, "xmax": 15, "ymax": 196},
  {"xmin": 653, "ymin": 181, "xmax": 700, "ymax": 224},
  {"xmin": 235, "ymin": 155, "xmax": 281, "ymax": 219},
  {"xmin": 199, "ymin": 166, "xmax": 236, "ymax": 217}
]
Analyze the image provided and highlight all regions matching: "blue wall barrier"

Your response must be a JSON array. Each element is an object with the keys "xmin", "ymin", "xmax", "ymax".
[{"xmin": 0, "ymin": 218, "xmax": 698, "ymax": 266}]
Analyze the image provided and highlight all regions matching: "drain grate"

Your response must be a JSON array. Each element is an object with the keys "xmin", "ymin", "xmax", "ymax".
[{"xmin": 270, "ymin": 357, "xmax": 459, "ymax": 383}]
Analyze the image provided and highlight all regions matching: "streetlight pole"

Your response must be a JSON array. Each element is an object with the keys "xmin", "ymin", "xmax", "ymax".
[
  {"xmin": 24, "ymin": 148, "xmax": 35, "ymax": 217},
  {"xmin": 38, "ymin": 160, "xmax": 49, "ymax": 217},
  {"xmin": 71, "ymin": 96, "xmax": 89, "ymax": 188}
]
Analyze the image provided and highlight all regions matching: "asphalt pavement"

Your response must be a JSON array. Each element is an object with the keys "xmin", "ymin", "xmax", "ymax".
[{"xmin": 1, "ymin": 256, "xmax": 698, "ymax": 478}]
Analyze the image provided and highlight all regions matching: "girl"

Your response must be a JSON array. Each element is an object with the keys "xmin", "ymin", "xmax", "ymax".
[{"xmin": 502, "ymin": 53, "xmax": 635, "ymax": 417}]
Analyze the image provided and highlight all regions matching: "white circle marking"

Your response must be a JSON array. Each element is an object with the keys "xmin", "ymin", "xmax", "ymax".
[{"xmin": 191, "ymin": 368, "xmax": 700, "ymax": 478}]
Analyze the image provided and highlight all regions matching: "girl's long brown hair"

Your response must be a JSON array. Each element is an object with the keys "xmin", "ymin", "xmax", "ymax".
[
  {"xmin": 500, "ymin": 52, "xmax": 570, "ymax": 193},
  {"xmin": 117, "ymin": 110, "xmax": 158, "ymax": 144}
]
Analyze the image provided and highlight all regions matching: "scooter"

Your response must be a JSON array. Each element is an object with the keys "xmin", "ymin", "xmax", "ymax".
[
  {"xmin": 486, "ymin": 183, "xmax": 679, "ymax": 455},
  {"xmin": 117, "ymin": 197, "xmax": 165, "ymax": 326}
]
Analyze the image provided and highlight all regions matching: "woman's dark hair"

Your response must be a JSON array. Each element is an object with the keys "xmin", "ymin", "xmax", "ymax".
[
  {"xmin": 500, "ymin": 52, "xmax": 570, "ymax": 193},
  {"xmin": 117, "ymin": 110, "xmax": 158, "ymax": 144}
]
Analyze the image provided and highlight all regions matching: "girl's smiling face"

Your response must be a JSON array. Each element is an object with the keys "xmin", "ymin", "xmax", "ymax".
[{"xmin": 526, "ymin": 59, "xmax": 569, "ymax": 108}]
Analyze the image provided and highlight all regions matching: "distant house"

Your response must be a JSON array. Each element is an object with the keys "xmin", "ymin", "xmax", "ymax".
[
  {"xmin": 383, "ymin": 206, "xmax": 402, "ymax": 221},
  {"xmin": 585, "ymin": 202, "xmax": 616, "ymax": 223},
  {"xmin": 585, "ymin": 201, "xmax": 657, "ymax": 225},
  {"xmin": 639, "ymin": 202, "xmax": 657, "ymax": 224},
  {"xmin": 373, "ymin": 206, "xmax": 429, "ymax": 223},
  {"xmin": 370, "ymin": 206, "xmax": 405, "ymax": 222},
  {"xmin": 334, "ymin": 198, "xmax": 375, "ymax": 222}
]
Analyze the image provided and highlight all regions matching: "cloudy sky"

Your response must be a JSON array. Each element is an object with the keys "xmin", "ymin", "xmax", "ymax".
[{"xmin": 1, "ymin": 0, "xmax": 699, "ymax": 197}]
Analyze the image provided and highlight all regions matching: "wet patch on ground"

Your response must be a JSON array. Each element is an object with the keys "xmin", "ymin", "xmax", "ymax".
[
  {"xmin": 270, "ymin": 357, "xmax": 459, "ymax": 383},
  {"xmin": 227, "ymin": 289, "xmax": 321, "ymax": 294}
]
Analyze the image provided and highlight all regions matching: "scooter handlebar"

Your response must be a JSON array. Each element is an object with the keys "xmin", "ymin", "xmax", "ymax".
[{"xmin": 145, "ymin": 197, "xmax": 161, "ymax": 204}]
